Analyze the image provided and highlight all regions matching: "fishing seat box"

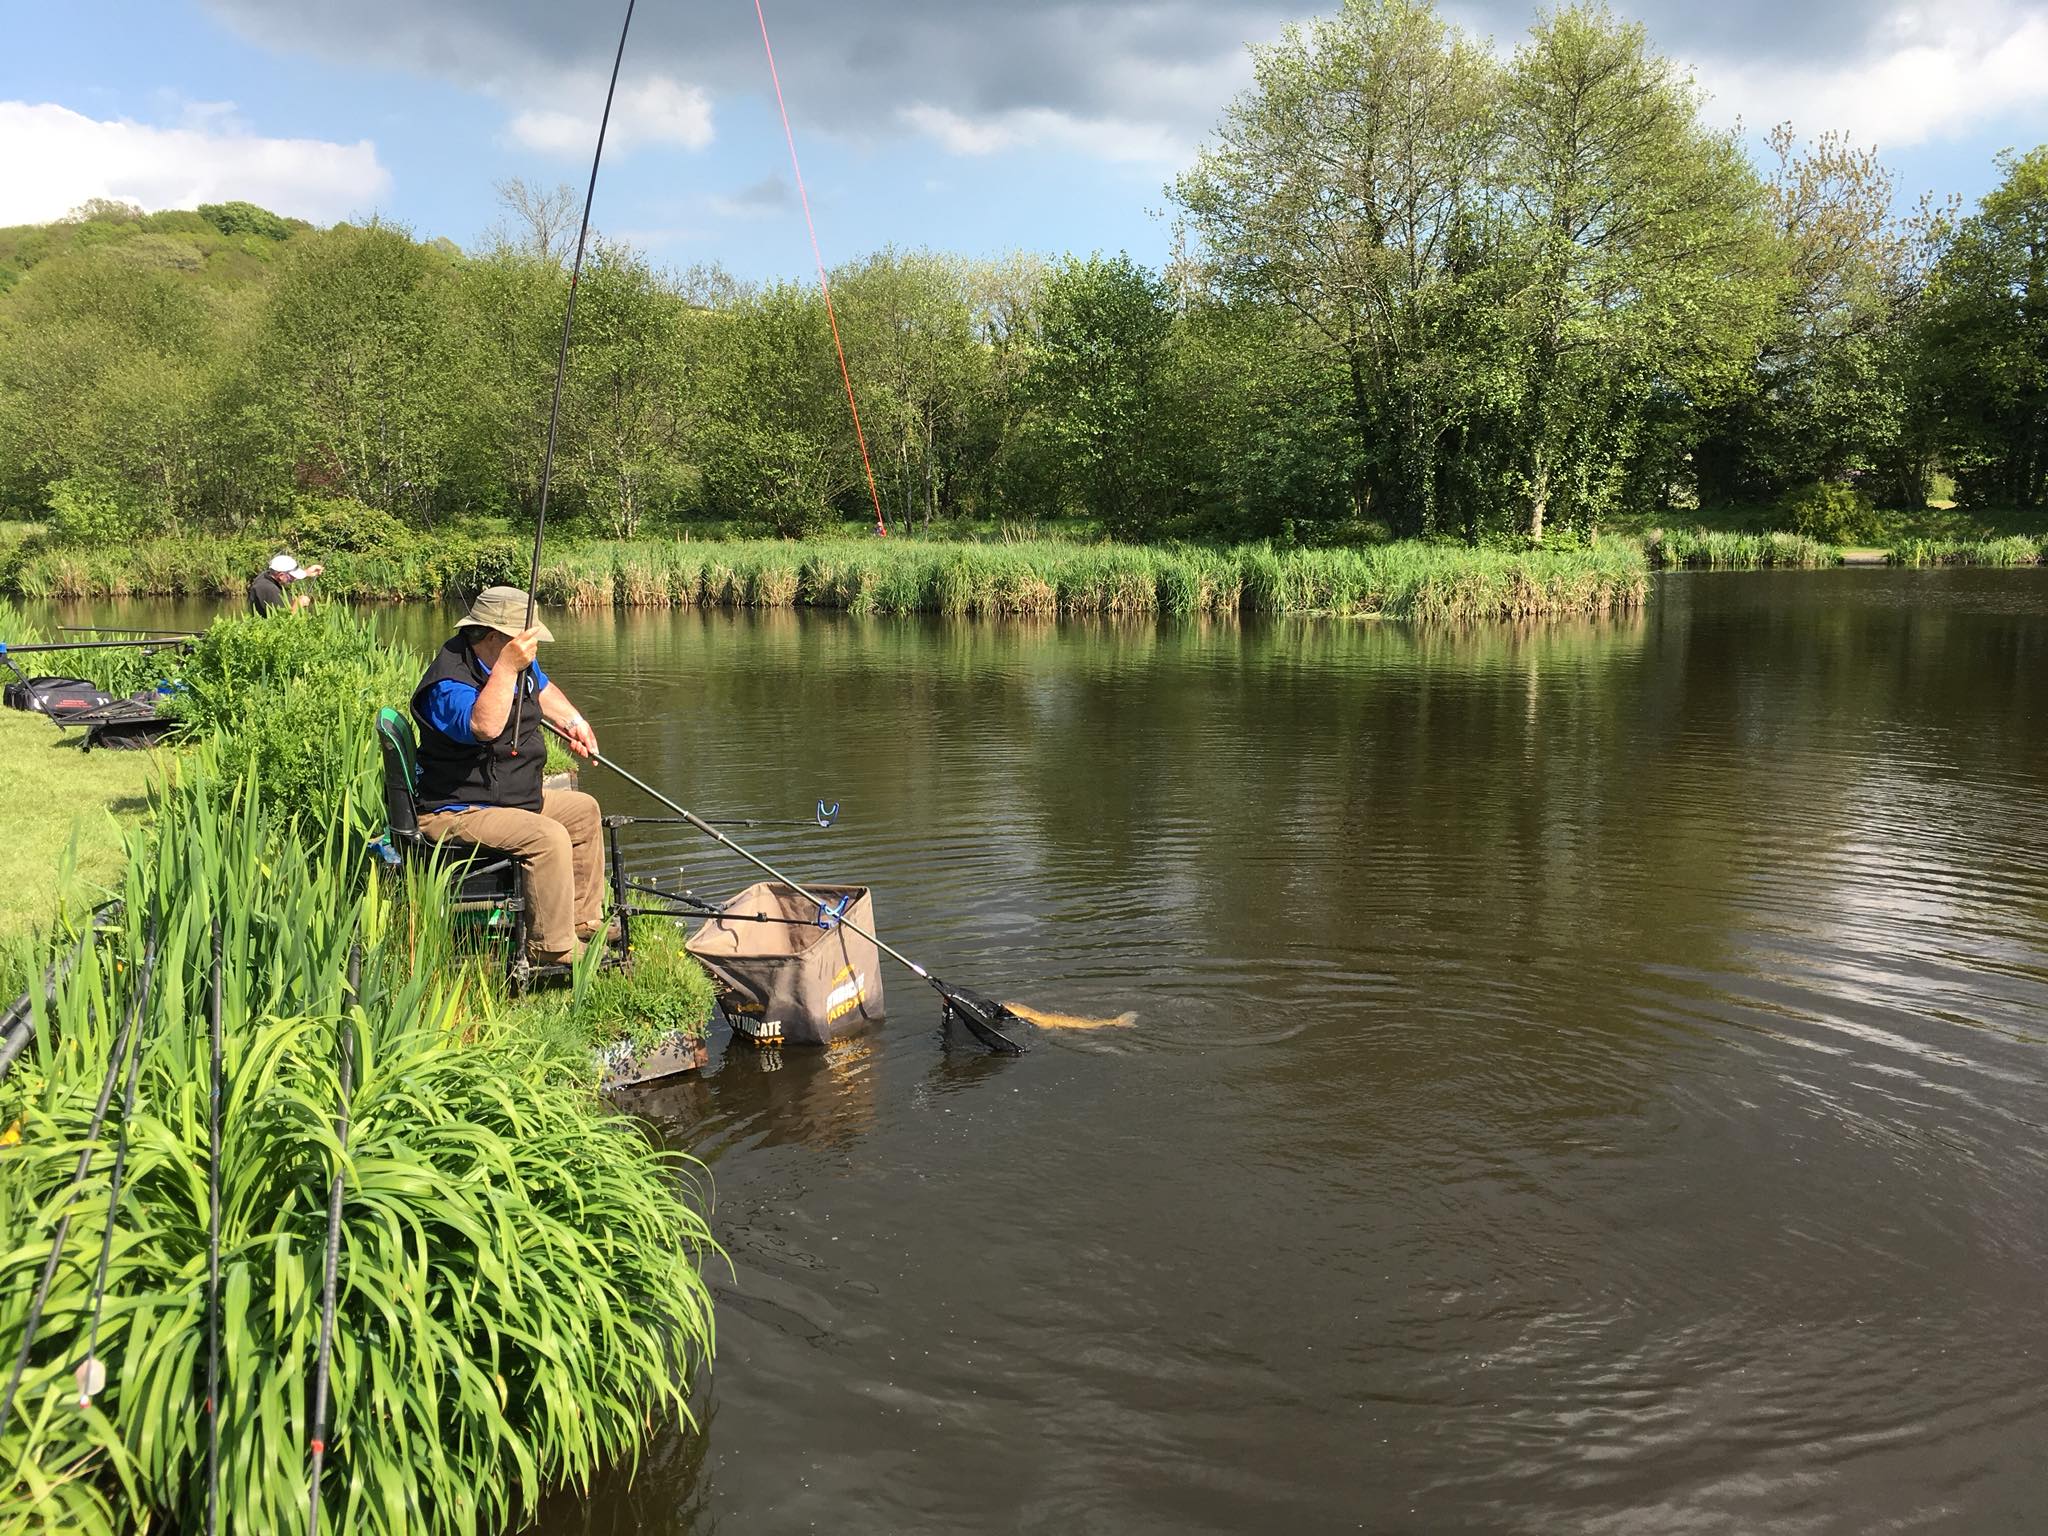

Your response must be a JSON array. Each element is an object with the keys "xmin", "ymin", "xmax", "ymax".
[{"xmin": 685, "ymin": 881, "xmax": 885, "ymax": 1046}]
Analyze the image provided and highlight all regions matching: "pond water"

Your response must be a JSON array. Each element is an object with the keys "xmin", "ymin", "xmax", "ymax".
[{"xmin": 30, "ymin": 571, "xmax": 2048, "ymax": 1533}]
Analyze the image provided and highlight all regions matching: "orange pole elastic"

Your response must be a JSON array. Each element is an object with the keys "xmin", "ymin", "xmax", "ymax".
[{"xmin": 752, "ymin": 0, "xmax": 889, "ymax": 536}]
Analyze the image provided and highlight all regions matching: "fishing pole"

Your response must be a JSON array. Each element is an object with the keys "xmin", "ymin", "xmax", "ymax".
[
  {"xmin": 613, "ymin": 802, "xmax": 840, "ymax": 830},
  {"xmin": 0, "ymin": 919, "xmax": 158, "ymax": 1445},
  {"xmin": 306, "ymin": 940, "xmax": 361, "ymax": 1536},
  {"xmin": 619, "ymin": 879, "xmax": 874, "ymax": 929},
  {"xmin": 205, "ymin": 918, "xmax": 225, "ymax": 1536},
  {"xmin": 0, "ymin": 637, "xmax": 192, "ymax": 654},
  {"xmin": 58, "ymin": 627, "xmax": 199, "ymax": 639},
  {"xmin": 0, "ymin": 637, "xmax": 189, "ymax": 729},
  {"xmin": 77, "ymin": 921, "xmax": 164, "ymax": 1412},
  {"xmin": 553, "ymin": 725, "xmax": 1023, "ymax": 1053},
  {"xmin": 511, "ymin": 0, "xmax": 637, "ymax": 757}
]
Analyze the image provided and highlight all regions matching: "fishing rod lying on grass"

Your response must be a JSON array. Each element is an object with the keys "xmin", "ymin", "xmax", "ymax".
[
  {"xmin": 556, "ymin": 725, "xmax": 1025, "ymax": 1054},
  {"xmin": 0, "ymin": 634, "xmax": 192, "ymax": 704}
]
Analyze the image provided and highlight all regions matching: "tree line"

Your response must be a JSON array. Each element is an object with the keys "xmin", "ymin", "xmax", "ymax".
[{"xmin": 1, "ymin": 0, "xmax": 2044, "ymax": 550}]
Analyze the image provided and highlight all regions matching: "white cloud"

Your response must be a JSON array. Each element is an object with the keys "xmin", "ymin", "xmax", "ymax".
[
  {"xmin": 0, "ymin": 101, "xmax": 389, "ymax": 225},
  {"xmin": 899, "ymin": 103, "xmax": 1185, "ymax": 164},
  {"xmin": 508, "ymin": 75, "xmax": 713, "ymax": 156},
  {"xmin": 1692, "ymin": 0, "xmax": 2048, "ymax": 148}
]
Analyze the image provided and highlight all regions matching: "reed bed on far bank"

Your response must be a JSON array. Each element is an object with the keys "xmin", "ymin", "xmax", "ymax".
[
  {"xmin": 2, "ymin": 533, "xmax": 529, "ymax": 604},
  {"xmin": 1643, "ymin": 526, "xmax": 2048, "ymax": 570},
  {"xmin": 1641, "ymin": 528, "xmax": 1840, "ymax": 569},
  {"xmin": 1887, "ymin": 535, "xmax": 2046, "ymax": 567},
  {"xmin": 533, "ymin": 538, "xmax": 1650, "ymax": 621},
  {"xmin": 6, "ymin": 534, "xmax": 1650, "ymax": 622}
]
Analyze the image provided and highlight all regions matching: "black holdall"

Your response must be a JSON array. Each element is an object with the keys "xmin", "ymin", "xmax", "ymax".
[{"xmin": 3, "ymin": 676, "xmax": 114, "ymax": 715}]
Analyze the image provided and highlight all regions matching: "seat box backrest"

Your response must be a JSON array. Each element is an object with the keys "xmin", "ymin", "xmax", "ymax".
[{"xmin": 375, "ymin": 707, "xmax": 421, "ymax": 839}]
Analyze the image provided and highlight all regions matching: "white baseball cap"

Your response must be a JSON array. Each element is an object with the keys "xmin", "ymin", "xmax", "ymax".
[{"xmin": 269, "ymin": 553, "xmax": 308, "ymax": 578}]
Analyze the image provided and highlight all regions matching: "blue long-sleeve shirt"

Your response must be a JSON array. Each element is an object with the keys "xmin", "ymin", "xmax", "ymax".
[{"xmin": 419, "ymin": 660, "xmax": 549, "ymax": 745}]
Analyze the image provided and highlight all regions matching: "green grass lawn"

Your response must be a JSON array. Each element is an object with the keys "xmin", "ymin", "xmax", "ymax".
[{"xmin": 0, "ymin": 710, "xmax": 158, "ymax": 945}]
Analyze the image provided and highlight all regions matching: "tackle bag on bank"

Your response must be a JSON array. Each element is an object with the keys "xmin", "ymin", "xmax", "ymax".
[
  {"xmin": 3, "ymin": 676, "xmax": 113, "ymax": 715},
  {"xmin": 684, "ymin": 881, "xmax": 886, "ymax": 1046}
]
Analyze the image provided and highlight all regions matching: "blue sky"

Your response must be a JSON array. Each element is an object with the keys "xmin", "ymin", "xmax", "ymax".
[{"xmin": 4, "ymin": 0, "xmax": 2046, "ymax": 281}]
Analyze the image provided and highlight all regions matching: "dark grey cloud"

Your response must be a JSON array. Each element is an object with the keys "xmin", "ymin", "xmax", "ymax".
[
  {"xmin": 202, "ymin": 1, "xmax": 1287, "ymax": 129},
  {"xmin": 712, "ymin": 173, "xmax": 794, "ymax": 216},
  {"xmin": 201, "ymin": 0, "xmax": 2048, "ymax": 154}
]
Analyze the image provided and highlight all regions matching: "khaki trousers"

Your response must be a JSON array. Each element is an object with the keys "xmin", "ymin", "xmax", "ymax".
[{"xmin": 418, "ymin": 789, "xmax": 605, "ymax": 963}]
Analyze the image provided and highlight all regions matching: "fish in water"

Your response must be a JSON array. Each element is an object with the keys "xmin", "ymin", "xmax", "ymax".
[{"xmin": 1002, "ymin": 1002, "xmax": 1138, "ymax": 1031}]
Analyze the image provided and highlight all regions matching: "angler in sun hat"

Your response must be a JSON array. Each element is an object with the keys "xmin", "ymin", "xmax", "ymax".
[
  {"xmin": 410, "ymin": 585, "xmax": 609, "ymax": 967},
  {"xmin": 246, "ymin": 551, "xmax": 324, "ymax": 615}
]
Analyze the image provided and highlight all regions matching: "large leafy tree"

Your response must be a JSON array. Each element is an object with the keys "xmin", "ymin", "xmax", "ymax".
[
  {"xmin": 253, "ymin": 223, "xmax": 475, "ymax": 519},
  {"xmin": 0, "ymin": 244, "xmax": 227, "ymax": 526},
  {"xmin": 1915, "ymin": 148, "xmax": 2048, "ymax": 508},
  {"xmin": 559, "ymin": 242, "xmax": 698, "ymax": 539},
  {"xmin": 1694, "ymin": 127, "xmax": 1925, "ymax": 505},
  {"xmin": 1025, "ymin": 253, "xmax": 1175, "ymax": 538},
  {"xmin": 698, "ymin": 283, "xmax": 860, "ymax": 536},
  {"xmin": 1169, "ymin": 295, "xmax": 1358, "ymax": 542},
  {"xmin": 1499, "ymin": 5, "xmax": 1780, "ymax": 538},
  {"xmin": 834, "ymin": 249, "xmax": 986, "ymax": 531},
  {"xmin": 1173, "ymin": 0, "xmax": 1502, "ymax": 538}
]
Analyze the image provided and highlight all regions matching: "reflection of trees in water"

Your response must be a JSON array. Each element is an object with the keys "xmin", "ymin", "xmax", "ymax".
[{"xmin": 540, "ymin": 590, "xmax": 2045, "ymax": 1012}]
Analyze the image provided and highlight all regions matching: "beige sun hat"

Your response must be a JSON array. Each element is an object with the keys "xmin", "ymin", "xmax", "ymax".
[{"xmin": 458, "ymin": 586, "xmax": 554, "ymax": 643}]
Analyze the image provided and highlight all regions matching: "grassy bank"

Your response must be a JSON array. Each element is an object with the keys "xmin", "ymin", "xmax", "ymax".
[
  {"xmin": 5, "ymin": 534, "xmax": 1651, "ymax": 622},
  {"xmin": 0, "ymin": 610, "xmax": 720, "ymax": 1531},
  {"xmin": 0, "ymin": 597, "xmax": 166, "ymax": 949},
  {"xmin": 0, "ymin": 715, "xmax": 155, "ymax": 946}
]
